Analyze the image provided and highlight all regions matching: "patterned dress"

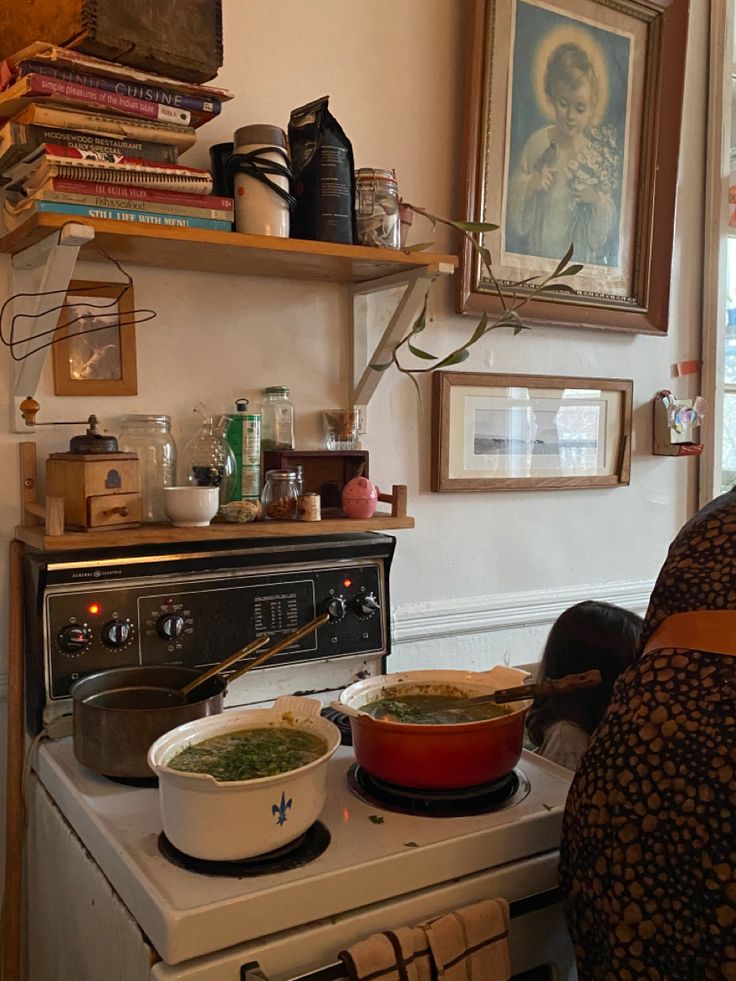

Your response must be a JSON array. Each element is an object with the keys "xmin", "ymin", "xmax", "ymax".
[{"xmin": 559, "ymin": 491, "xmax": 736, "ymax": 980}]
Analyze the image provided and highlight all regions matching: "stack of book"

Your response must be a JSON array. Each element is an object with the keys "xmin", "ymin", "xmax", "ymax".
[{"xmin": 0, "ymin": 41, "xmax": 235, "ymax": 233}]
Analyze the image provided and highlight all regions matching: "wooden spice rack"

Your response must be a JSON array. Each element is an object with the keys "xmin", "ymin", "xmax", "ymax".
[{"xmin": 17, "ymin": 442, "xmax": 413, "ymax": 551}]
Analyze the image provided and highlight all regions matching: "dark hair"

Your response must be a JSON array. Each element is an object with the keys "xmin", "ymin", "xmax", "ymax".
[
  {"xmin": 526, "ymin": 600, "xmax": 643, "ymax": 746},
  {"xmin": 544, "ymin": 42, "xmax": 599, "ymax": 109}
]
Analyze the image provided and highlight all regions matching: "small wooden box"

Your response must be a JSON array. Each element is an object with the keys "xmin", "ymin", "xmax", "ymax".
[
  {"xmin": 262, "ymin": 450, "xmax": 369, "ymax": 516},
  {"xmin": 46, "ymin": 452, "xmax": 142, "ymax": 531},
  {"xmin": 1, "ymin": 0, "xmax": 223, "ymax": 82}
]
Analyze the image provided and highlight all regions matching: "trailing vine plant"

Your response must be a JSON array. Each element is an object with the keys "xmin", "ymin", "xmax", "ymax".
[{"xmin": 370, "ymin": 205, "xmax": 582, "ymax": 396}]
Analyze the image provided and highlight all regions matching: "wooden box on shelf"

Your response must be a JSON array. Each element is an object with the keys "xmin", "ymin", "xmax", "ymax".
[
  {"xmin": 0, "ymin": 0, "xmax": 223, "ymax": 82},
  {"xmin": 262, "ymin": 450, "xmax": 369, "ymax": 516},
  {"xmin": 45, "ymin": 452, "xmax": 142, "ymax": 531}
]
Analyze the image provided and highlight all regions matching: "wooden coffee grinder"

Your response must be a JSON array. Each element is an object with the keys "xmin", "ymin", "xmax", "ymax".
[{"xmin": 45, "ymin": 414, "xmax": 142, "ymax": 532}]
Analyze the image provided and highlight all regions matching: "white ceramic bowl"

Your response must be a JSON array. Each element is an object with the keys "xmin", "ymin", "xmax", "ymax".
[
  {"xmin": 163, "ymin": 486, "xmax": 219, "ymax": 527},
  {"xmin": 147, "ymin": 696, "xmax": 341, "ymax": 861}
]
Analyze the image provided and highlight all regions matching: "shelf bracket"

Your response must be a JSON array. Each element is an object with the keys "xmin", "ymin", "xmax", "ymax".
[
  {"xmin": 350, "ymin": 262, "xmax": 453, "ymax": 409},
  {"xmin": 9, "ymin": 222, "xmax": 95, "ymax": 433}
]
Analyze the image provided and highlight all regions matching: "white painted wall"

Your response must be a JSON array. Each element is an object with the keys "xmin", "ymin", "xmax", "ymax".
[{"xmin": 0, "ymin": 0, "xmax": 707, "ymax": 877}]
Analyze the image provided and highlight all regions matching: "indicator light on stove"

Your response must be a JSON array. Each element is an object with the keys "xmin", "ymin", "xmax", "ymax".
[
  {"xmin": 87, "ymin": 602, "xmax": 101, "ymax": 615},
  {"xmin": 342, "ymin": 578, "xmax": 352, "ymax": 588}
]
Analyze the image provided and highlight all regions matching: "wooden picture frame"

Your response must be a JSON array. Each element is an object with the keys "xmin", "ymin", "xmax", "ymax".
[
  {"xmin": 431, "ymin": 370, "xmax": 632, "ymax": 491},
  {"xmin": 52, "ymin": 280, "xmax": 138, "ymax": 396},
  {"xmin": 458, "ymin": 0, "xmax": 689, "ymax": 335}
]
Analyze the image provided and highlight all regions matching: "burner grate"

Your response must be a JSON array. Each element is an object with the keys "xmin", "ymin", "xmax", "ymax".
[
  {"xmin": 157, "ymin": 820, "xmax": 331, "ymax": 876},
  {"xmin": 347, "ymin": 764, "xmax": 530, "ymax": 817}
]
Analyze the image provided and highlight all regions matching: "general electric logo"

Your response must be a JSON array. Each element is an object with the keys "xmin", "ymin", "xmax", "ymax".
[{"xmin": 70, "ymin": 569, "xmax": 123, "ymax": 580}]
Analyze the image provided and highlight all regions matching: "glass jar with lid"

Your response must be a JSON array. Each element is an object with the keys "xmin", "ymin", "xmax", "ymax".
[
  {"xmin": 118, "ymin": 414, "xmax": 176, "ymax": 522},
  {"xmin": 355, "ymin": 168, "xmax": 400, "ymax": 249},
  {"xmin": 260, "ymin": 469, "xmax": 299, "ymax": 520},
  {"xmin": 179, "ymin": 409, "xmax": 237, "ymax": 508},
  {"xmin": 260, "ymin": 386, "xmax": 295, "ymax": 450}
]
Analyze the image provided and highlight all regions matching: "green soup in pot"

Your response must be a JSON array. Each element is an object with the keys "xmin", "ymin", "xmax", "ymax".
[
  {"xmin": 361, "ymin": 694, "xmax": 510, "ymax": 725},
  {"xmin": 168, "ymin": 726, "xmax": 327, "ymax": 782}
]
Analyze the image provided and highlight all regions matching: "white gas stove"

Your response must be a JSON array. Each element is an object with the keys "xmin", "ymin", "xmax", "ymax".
[
  {"xmin": 28, "ymin": 740, "xmax": 575, "ymax": 980},
  {"xmin": 22, "ymin": 535, "xmax": 577, "ymax": 980}
]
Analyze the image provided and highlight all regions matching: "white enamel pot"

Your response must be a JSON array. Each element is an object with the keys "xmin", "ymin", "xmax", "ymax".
[
  {"xmin": 337, "ymin": 666, "xmax": 532, "ymax": 789},
  {"xmin": 147, "ymin": 696, "xmax": 341, "ymax": 861}
]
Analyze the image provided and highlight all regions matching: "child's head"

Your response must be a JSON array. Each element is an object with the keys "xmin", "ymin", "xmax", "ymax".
[
  {"xmin": 526, "ymin": 600, "xmax": 643, "ymax": 745},
  {"xmin": 544, "ymin": 42, "xmax": 599, "ymax": 138}
]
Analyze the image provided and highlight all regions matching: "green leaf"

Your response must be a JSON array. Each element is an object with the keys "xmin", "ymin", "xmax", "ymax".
[
  {"xmin": 432, "ymin": 348, "xmax": 470, "ymax": 369},
  {"xmin": 479, "ymin": 246, "xmax": 493, "ymax": 269},
  {"xmin": 465, "ymin": 311, "xmax": 490, "ymax": 346},
  {"xmin": 552, "ymin": 242, "xmax": 575, "ymax": 277},
  {"xmin": 451, "ymin": 220, "xmax": 499, "ymax": 233},
  {"xmin": 408, "ymin": 341, "xmax": 437, "ymax": 360},
  {"xmin": 557, "ymin": 263, "xmax": 584, "ymax": 277},
  {"xmin": 370, "ymin": 361, "xmax": 394, "ymax": 371},
  {"xmin": 369, "ymin": 814, "xmax": 385, "ymax": 825},
  {"xmin": 411, "ymin": 295, "xmax": 429, "ymax": 334},
  {"xmin": 402, "ymin": 241, "xmax": 435, "ymax": 253},
  {"xmin": 538, "ymin": 283, "xmax": 577, "ymax": 294},
  {"xmin": 404, "ymin": 841, "xmax": 419, "ymax": 848}
]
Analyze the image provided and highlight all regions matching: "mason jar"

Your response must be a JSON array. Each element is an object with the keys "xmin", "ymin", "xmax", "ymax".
[
  {"xmin": 355, "ymin": 168, "xmax": 400, "ymax": 248},
  {"xmin": 260, "ymin": 386, "xmax": 295, "ymax": 450},
  {"xmin": 260, "ymin": 469, "xmax": 299, "ymax": 520},
  {"xmin": 118, "ymin": 414, "xmax": 177, "ymax": 522}
]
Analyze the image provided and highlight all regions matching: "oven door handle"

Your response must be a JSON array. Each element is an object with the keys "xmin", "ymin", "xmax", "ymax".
[
  {"xmin": 239, "ymin": 889, "xmax": 564, "ymax": 981},
  {"xmin": 241, "ymin": 963, "xmax": 347, "ymax": 981}
]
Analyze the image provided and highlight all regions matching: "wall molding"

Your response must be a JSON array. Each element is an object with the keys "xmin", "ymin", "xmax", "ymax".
[{"xmin": 391, "ymin": 580, "xmax": 654, "ymax": 644}]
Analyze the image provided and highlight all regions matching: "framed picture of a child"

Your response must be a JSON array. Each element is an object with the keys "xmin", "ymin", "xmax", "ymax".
[{"xmin": 458, "ymin": 0, "xmax": 689, "ymax": 335}]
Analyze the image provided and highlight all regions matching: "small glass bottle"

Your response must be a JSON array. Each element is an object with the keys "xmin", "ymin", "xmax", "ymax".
[
  {"xmin": 260, "ymin": 386, "xmax": 295, "ymax": 450},
  {"xmin": 261, "ymin": 469, "xmax": 299, "ymax": 520},
  {"xmin": 179, "ymin": 408, "xmax": 237, "ymax": 508},
  {"xmin": 118, "ymin": 414, "xmax": 176, "ymax": 523}
]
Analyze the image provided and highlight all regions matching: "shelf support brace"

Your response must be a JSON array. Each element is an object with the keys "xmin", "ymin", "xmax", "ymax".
[
  {"xmin": 350, "ymin": 262, "xmax": 452, "ymax": 408},
  {"xmin": 9, "ymin": 223, "xmax": 95, "ymax": 433}
]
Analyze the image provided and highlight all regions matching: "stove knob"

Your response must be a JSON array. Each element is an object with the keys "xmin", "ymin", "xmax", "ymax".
[
  {"xmin": 101, "ymin": 620, "xmax": 132, "ymax": 648},
  {"xmin": 157, "ymin": 613, "xmax": 185, "ymax": 641},
  {"xmin": 326, "ymin": 596, "xmax": 347, "ymax": 621},
  {"xmin": 354, "ymin": 593, "xmax": 380, "ymax": 618},
  {"xmin": 58, "ymin": 624, "xmax": 91, "ymax": 654}
]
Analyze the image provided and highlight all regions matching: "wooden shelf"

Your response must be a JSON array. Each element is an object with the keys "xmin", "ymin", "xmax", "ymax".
[
  {"xmin": 0, "ymin": 213, "xmax": 457, "ymax": 283},
  {"xmin": 15, "ymin": 513, "xmax": 415, "ymax": 551}
]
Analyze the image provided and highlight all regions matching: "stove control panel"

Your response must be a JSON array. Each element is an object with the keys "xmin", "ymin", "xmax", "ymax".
[{"xmin": 44, "ymin": 561, "xmax": 387, "ymax": 699}]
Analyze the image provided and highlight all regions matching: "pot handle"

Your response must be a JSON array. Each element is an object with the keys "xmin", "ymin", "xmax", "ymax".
[
  {"xmin": 273, "ymin": 695, "xmax": 322, "ymax": 716},
  {"xmin": 477, "ymin": 665, "xmax": 532, "ymax": 688}
]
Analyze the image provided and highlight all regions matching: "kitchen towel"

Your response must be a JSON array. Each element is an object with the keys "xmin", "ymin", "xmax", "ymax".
[
  {"xmin": 424, "ymin": 897, "xmax": 511, "ymax": 980},
  {"xmin": 338, "ymin": 924, "xmax": 432, "ymax": 981}
]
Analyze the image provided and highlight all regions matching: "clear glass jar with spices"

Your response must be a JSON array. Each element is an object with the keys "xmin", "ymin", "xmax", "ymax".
[
  {"xmin": 117, "ymin": 414, "xmax": 177, "ymax": 523},
  {"xmin": 260, "ymin": 386, "xmax": 295, "ymax": 450},
  {"xmin": 261, "ymin": 469, "xmax": 299, "ymax": 520}
]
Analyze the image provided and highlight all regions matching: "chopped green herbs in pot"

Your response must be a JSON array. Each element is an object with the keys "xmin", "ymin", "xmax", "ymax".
[
  {"xmin": 168, "ymin": 726, "xmax": 327, "ymax": 782},
  {"xmin": 362, "ymin": 693, "xmax": 509, "ymax": 725}
]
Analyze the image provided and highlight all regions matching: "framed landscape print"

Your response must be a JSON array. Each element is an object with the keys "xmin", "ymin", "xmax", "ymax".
[
  {"xmin": 458, "ymin": 0, "xmax": 689, "ymax": 334},
  {"xmin": 431, "ymin": 371, "xmax": 632, "ymax": 491}
]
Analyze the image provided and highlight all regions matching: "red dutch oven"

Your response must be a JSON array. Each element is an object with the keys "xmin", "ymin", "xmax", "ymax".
[{"xmin": 337, "ymin": 666, "xmax": 532, "ymax": 789}]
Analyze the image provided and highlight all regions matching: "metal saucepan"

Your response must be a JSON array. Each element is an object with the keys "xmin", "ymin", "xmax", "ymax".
[
  {"xmin": 337, "ymin": 665, "xmax": 595, "ymax": 789},
  {"xmin": 71, "ymin": 613, "xmax": 330, "ymax": 779}
]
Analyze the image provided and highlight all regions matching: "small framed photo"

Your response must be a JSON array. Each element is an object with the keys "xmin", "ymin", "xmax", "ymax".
[
  {"xmin": 458, "ymin": 0, "xmax": 689, "ymax": 335},
  {"xmin": 431, "ymin": 371, "xmax": 632, "ymax": 491},
  {"xmin": 52, "ymin": 280, "xmax": 137, "ymax": 396}
]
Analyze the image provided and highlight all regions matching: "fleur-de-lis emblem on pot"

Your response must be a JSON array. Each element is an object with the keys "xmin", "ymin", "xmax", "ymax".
[{"xmin": 272, "ymin": 791, "xmax": 292, "ymax": 826}]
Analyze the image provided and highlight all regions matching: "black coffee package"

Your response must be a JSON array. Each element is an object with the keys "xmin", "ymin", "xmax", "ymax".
[{"xmin": 288, "ymin": 96, "xmax": 356, "ymax": 244}]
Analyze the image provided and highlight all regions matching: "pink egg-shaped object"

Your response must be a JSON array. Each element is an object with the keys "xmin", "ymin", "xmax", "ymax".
[{"xmin": 342, "ymin": 476, "xmax": 380, "ymax": 519}]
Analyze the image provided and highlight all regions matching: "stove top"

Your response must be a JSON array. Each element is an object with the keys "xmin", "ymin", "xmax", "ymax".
[{"xmin": 34, "ymin": 740, "xmax": 572, "ymax": 967}]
